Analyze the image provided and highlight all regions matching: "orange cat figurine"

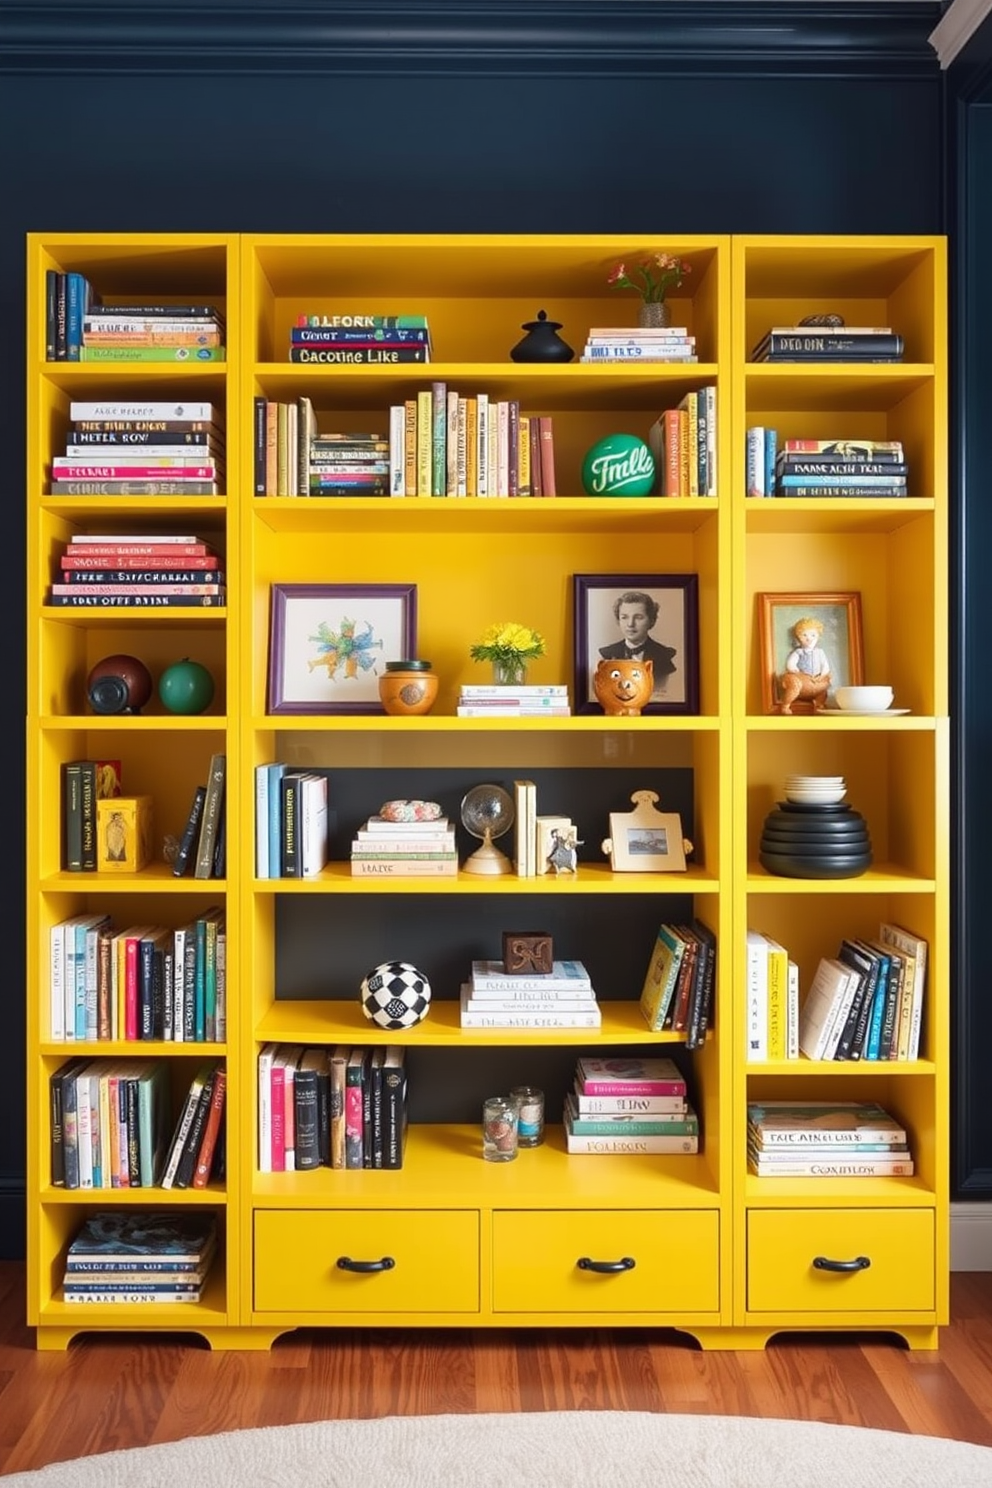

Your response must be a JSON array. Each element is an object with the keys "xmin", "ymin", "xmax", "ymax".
[{"xmin": 593, "ymin": 657, "xmax": 654, "ymax": 716}]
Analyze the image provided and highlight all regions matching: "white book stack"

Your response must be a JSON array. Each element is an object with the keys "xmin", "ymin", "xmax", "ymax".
[
  {"xmin": 350, "ymin": 814, "xmax": 458, "ymax": 878},
  {"xmin": 459, "ymin": 958, "xmax": 600, "ymax": 1029},
  {"xmin": 580, "ymin": 327, "xmax": 698, "ymax": 363},
  {"xmin": 456, "ymin": 683, "xmax": 570, "ymax": 718}
]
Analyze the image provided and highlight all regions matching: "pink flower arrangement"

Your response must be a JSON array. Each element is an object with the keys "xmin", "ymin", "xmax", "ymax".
[{"xmin": 607, "ymin": 252, "xmax": 691, "ymax": 304}]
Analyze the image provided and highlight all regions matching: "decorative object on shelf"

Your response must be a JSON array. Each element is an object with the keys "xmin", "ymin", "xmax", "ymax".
[
  {"xmin": 606, "ymin": 251, "xmax": 691, "ymax": 326},
  {"xmin": 502, "ymin": 930, "xmax": 553, "ymax": 974},
  {"xmin": 95, "ymin": 795, "xmax": 153, "ymax": 873},
  {"xmin": 379, "ymin": 798, "xmax": 443, "ymax": 823},
  {"xmin": 469, "ymin": 621, "xmax": 545, "ymax": 688},
  {"xmin": 799, "ymin": 312, "xmax": 845, "ymax": 327},
  {"xmin": 834, "ymin": 684, "xmax": 895, "ymax": 712},
  {"xmin": 460, "ymin": 782, "xmax": 515, "ymax": 875},
  {"xmin": 546, "ymin": 825, "xmax": 583, "ymax": 875},
  {"xmin": 593, "ymin": 656, "xmax": 654, "ymax": 717},
  {"xmin": 267, "ymin": 581, "xmax": 417, "ymax": 715},
  {"xmin": 378, "ymin": 658, "xmax": 439, "ymax": 716},
  {"xmin": 482, "ymin": 1095, "xmax": 519, "ymax": 1162},
  {"xmin": 757, "ymin": 591, "xmax": 865, "ymax": 715},
  {"xmin": 511, "ymin": 1085, "xmax": 545, "ymax": 1147},
  {"xmin": 581, "ymin": 433, "xmax": 655, "ymax": 497},
  {"xmin": 759, "ymin": 799, "xmax": 873, "ymax": 879},
  {"xmin": 535, "ymin": 814, "xmax": 575, "ymax": 875},
  {"xmin": 573, "ymin": 572, "xmax": 699, "ymax": 715},
  {"xmin": 360, "ymin": 961, "xmax": 432, "ymax": 1029},
  {"xmin": 86, "ymin": 653, "xmax": 153, "ymax": 715},
  {"xmin": 601, "ymin": 789, "xmax": 690, "ymax": 874},
  {"xmin": 158, "ymin": 657, "xmax": 215, "ymax": 715},
  {"xmin": 509, "ymin": 308, "xmax": 575, "ymax": 363}
]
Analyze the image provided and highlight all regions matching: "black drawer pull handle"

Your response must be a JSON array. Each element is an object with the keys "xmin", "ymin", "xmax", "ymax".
[
  {"xmin": 336, "ymin": 1256, "xmax": 395, "ymax": 1273},
  {"xmin": 577, "ymin": 1256, "xmax": 636, "ymax": 1274},
  {"xmin": 813, "ymin": 1255, "xmax": 871, "ymax": 1273}
]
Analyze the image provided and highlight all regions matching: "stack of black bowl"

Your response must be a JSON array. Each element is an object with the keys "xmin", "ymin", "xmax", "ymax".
[{"xmin": 760, "ymin": 786, "xmax": 872, "ymax": 880}]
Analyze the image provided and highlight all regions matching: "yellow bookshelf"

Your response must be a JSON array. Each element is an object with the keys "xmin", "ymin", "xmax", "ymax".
[{"xmin": 25, "ymin": 232, "xmax": 945, "ymax": 1350}]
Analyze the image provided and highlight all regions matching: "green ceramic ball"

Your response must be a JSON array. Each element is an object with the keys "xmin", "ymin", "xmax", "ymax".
[
  {"xmin": 158, "ymin": 658, "xmax": 216, "ymax": 715},
  {"xmin": 582, "ymin": 433, "xmax": 656, "ymax": 497}
]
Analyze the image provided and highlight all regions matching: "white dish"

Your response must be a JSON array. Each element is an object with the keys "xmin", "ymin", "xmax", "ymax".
[{"xmin": 830, "ymin": 707, "xmax": 911, "ymax": 717}]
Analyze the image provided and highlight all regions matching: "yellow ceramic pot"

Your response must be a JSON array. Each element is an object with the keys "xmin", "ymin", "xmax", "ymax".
[{"xmin": 379, "ymin": 659, "xmax": 439, "ymax": 716}]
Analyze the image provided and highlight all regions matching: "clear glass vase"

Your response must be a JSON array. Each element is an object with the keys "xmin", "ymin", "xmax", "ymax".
[{"xmin": 492, "ymin": 658, "xmax": 527, "ymax": 686}]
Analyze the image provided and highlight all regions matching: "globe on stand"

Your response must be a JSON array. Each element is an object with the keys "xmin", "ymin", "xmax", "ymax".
[{"xmin": 460, "ymin": 783, "xmax": 515, "ymax": 876}]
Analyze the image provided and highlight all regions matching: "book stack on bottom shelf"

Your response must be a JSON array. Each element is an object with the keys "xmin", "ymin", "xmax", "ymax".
[
  {"xmin": 62, "ymin": 1209, "xmax": 219, "ymax": 1305},
  {"xmin": 746, "ymin": 1100, "xmax": 913, "ymax": 1177},
  {"xmin": 566, "ymin": 1056, "xmax": 698, "ymax": 1154},
  {"xmin": 459, "ymin": 958, "xmax": 601, "ymax": 1029}
]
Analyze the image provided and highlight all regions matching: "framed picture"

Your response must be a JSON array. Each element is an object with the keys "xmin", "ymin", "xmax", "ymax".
[
  {"xmin": 757, "ymin": 591, "xmax": 864, "ymax": 714},
  {"xmin": 602, "ymin": 790, "xmax": 687, "ymax": 873},
  {"xmin": 573, "ymin": 572, "xmax": 699, "ymax": 715},
  {"xmin": 267, "ymin": 582, "xmax": 417, "ymax": 715}
]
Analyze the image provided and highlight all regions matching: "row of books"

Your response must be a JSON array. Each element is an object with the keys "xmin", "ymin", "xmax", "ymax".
[
  {"xmin": 566, "ymin": 1055, "xmax": 697, "ymax": 1154},
  {"xmin": 350, "ymin": 809, "xmax": 457, "ymax": 879},
  {"xmin": 747, "ymin": 429, "xmax": 908, "ymax": 498},
  {"xmin": 750, "ymin": 326, "xmax": 905, "ymax": 362},
  {"xmin": 745, "ymin": 921, "xmax": 927, "ymax": 1063},
  {"xmin": 61, "ymin": 757, "xmax": 120, "ymax": 872},
  {"xmin": 258, "ymin": 1043, "xmax": 407, "ymax": 1171},
  {"xmin": 746, "ymin": 1100, "xmax": 913, "ymax": 1177},
  {"xmin": 458, "ymin": 684, "xmax": 571, "ymax": 719},
  {"xmin": 50, "ymin": 1056, "xmax": 225, "ymax": 1191},
  {"xmin": 459, "ymin": 958, "xmax": 601, "ymax": 1030},
  {"xmin": 50, "ymin": 907, "xmax": 226, "ymax": 1044},
  {"xmin": 50, "ymin": 400, "xmax": 225, "ymax": 499},
  {"xmin": 579, "ymin": 326, "xmax": 698, "ymax": 364},
  {"xmin": 638, "ymin": 920, "xmax": 717, "ymax": 1051},
  {"xmin": 172, "ymin": 753, "xmax": 227, "ymax": 880},
  {"xmin": 62, "ymin": 1210, "xmax": 219, "ymax": 1306},
  {"xmin": 288, "ymin": 313, "xmax": 432, "ymax": 365},
  {"xmin": 647, "ymin": 387, "xmax": 718, "ymax": 497},
  {"xmin": 254, "ymin": 763, "xmax": 331, "ymax": 879}
]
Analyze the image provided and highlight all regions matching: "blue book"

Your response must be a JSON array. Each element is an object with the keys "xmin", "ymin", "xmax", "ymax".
[
  {"xmin": 764, "ymin": 426, "xmax": 778, "ymax": 498},
  {"xmin": 267, "ymin": 763, "xmax": 285, "ymax": 879},
  {"xmin": 863, "ymin": 947, "xmax": 892, "ymax": 1060},
  {"xmin": 255, "ymin": 764, "xmax": 271, "ymax": 878},
  {"xmin": 65, "ymin": 272, "xmax": 91, "ymax": 362}
]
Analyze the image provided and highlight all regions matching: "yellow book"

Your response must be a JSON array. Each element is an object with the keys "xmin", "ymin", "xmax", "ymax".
[
  {"xmin": 678, "ymin": 406, "xmax": 691, "ymax": 496},
  {"xmin": 518, "ymin": 412, "xmax": 531, "ymax": 496},
  {"xmin": 416, "ymin": 389, "xmax": 432, "ymax": 496},
  {"xmin": 639, "ymin": 924, "xmax": 687, "ymax": 1032},
  {"xmin": 678, "ymin": 390, "xmax": 699, "ymax": 497},
  {"xmin": 762, "ymin": 934, "xmax": 789, "ymax": 1061},
  {"xmin": 404, "ymin": 398, "xmax": 417, "ymax": 496}
]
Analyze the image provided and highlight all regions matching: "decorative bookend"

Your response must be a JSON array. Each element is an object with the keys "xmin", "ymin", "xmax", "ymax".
[
  {"xmin": 96, "ymin": 795, "xmax": 153, "ymax": 873},
  {"xmin": 502, "ymin": 931, "xmax": 553, "ymax": 975}
]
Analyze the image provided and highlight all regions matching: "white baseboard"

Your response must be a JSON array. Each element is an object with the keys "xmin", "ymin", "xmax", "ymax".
[{"xmin": 951, "ymin": 1202, "xmax": 992, "ymax": 1270}]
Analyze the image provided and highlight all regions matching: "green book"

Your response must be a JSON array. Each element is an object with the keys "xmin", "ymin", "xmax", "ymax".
[{"xmin": 79, "ymin": 346, "xmax": 226, "ymax": 362}]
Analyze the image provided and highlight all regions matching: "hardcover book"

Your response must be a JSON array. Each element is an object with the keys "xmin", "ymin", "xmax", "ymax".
[
  {"xmin": 575, "ymin": 1056, "xmax": 685, "ymax": 1096},
  {"xmin": 66, "ymin": 1209, "xmax": 218, "ymax": 1261}
]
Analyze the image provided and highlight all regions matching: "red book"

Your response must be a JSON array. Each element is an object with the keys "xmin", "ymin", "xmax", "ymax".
[
  {"xmin": 64, "ymin": 542, "xmax": 212, "ymax": 558},
  {"xmin": 270, "ymin": 1063, "xmax": 286, "ymax": 1172},
  {"xmin": 61, "ymin": 553, "xmax": 219, "ymax": 570},
  {"xmin": 192, "ymin": 1066, "xmax": 227, "ymax": 1188},
  {"xmin": 576, "ymin": 1056, "xmax": 686, "ymax": 1097},
  {"xmin": 52, "ymin": 464, "xmax": 217, "ymax": 481},
  {"xmin": 538, "ymin": 416, "xmax": 556, "ymax": 497}
]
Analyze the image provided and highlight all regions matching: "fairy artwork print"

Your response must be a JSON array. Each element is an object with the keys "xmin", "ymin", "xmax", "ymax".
[{"xmin": 268, "ymin": 583, "xmax": 418, "ymax": 714}]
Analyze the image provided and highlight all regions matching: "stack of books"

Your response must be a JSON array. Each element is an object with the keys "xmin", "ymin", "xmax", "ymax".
[
  {"xmin": 457, "ymin": 683, "xmax": 570, "ymax": 718},
  {"xmin": 774, "ymin": 438, "xmax": 908, "ymax": 498},
  {"xmin": 566, "ymin": 1056, "xmax": 697, "ymax": 1154},
  {"xmin": 459, "ymin": 958, "xmax": 600, "ymax": 1029},
  {"xmin": 62, "ymin": 1210, "xmax": 219, "ymax": 1305},
  {"xmin": 309, "ymin": 430, "xmax": 390, "ymax": 498},
  {"xmin": 51, "ymin": 399, "xmax": 223, "ymax": 498},
  {"xmin": 289, "ymin": 314, "xmax": 432, "ymax": 365},
  {"xmin": 52, "ymin": 530, "xmax": 222, "ymax": 613},
  {"xmin": 751, "ymin": 325, "xmax": 904, "ymax": 363},
  {"xmin": 350, "ymin": 811, "xmax": 457, "ymax": 879},
  {"xmin": 258, "ymin": 1043, "xmax": 407, "ymax": 1171},
  {"xmin": 579, "ymin": 326, "xmax": 698, "ymax": 363},
  {"xmin": 79, "ymin": 303, "xmax": 225, "ymax": 364},
  {"xmin": 746, "ymin": 1100, "xmax": 913, "ymax": 1177}
]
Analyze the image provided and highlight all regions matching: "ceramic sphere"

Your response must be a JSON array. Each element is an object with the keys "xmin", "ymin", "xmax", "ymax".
[
  {"xmin": 581, "ymin": 434, "xmax": 655, "ymax": 497},
  {"xmin": 158, "ymin": 658, "xmax": 216, "ymax": 715},
  {"xmin": 86, "ymin": 654, "xmax": 154, "ymax": 715}
]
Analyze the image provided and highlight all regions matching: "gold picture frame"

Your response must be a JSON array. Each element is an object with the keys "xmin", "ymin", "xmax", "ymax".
[
  {"xmin": 601, "ymin": 790, "xmax": 687, "ymax": 873},
  {"xmin": 757, "ymin": 590, "xmax": 865, "ymax": 715}
]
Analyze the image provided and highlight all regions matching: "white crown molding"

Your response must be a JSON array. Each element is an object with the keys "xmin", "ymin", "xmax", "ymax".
[
  {"xmin": 929, "ymin": 0, "xmax": 992, "ymax": 66},
  {"xmin": 951, "ymin": 1202, "xmax": 992, "ymax": 1270}
]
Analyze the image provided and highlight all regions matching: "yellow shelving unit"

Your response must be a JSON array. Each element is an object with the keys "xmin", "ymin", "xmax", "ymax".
[{"xmin": 24, "ymin": 232, "xmax": 945, "ymax": 1351}]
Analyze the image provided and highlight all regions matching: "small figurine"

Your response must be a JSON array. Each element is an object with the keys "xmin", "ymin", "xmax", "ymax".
[
  {"xmin": 547, "ymin": 826, "xmax": 582, "ymax": 876},
  {"xmin": 593, "ymin": 656, "xmax": 654, "ymax": 717},
  {"xmin": 777, "ymin": 615, "xmax": 832, "ymax": 715}
]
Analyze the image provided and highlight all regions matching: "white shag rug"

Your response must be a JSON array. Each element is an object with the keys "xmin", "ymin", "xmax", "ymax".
[{"xmin": 4, "ymin": 1410, "xmax": 992, "ymax": 1488}]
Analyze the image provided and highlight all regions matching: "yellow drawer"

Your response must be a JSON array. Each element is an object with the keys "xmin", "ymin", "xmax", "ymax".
[
  {"xmin": 493, "ymin": 1210, "xmax": 719, "ymax": 1314},
  {"xmin": 748, "ymin": 1209, "xmax": 935, "ymax": 1313},
  {"xmin": 254, "ymin": 1210, "xmax": 480, "ymax": 1313}
]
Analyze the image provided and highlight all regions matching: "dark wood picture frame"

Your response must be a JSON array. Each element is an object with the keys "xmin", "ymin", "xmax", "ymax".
[{"xmin": 573, "ymin": 572, "xmax": 700, "ymax": 715}]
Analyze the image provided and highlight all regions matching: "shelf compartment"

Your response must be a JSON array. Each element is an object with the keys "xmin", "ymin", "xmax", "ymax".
[
  {"xmin": 253, "ymin": 495, "xmax": 722, "ymax": 537},
  {"xmin": 253, "ymin": 863, "xmax": 720, "ymax": 895},
  {"xmin": 744, "ymin": 499, "xmax": 935, "ymax": 537}
]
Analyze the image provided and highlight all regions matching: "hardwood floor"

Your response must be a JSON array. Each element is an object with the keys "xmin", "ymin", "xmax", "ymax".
[{"xmin": 2, "ymin": 1264, "xmax": 992, "ymax": 1475}]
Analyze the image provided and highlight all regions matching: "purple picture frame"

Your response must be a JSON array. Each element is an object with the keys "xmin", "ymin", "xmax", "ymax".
[
  {"xmin": 573, "ymin": 572, "xmax": 700, "ymax": 716},
  {"xmin": 267, "ymin": 582, "xmax": 417, "ymax": 715}
]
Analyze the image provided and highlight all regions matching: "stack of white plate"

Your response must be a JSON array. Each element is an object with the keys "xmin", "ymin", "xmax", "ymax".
[{"xmin": 784, "ymin": 774, "xmax": 846, "ymax": 805}]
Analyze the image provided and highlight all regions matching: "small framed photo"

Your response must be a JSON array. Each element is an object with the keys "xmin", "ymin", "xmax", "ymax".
[
  {"xmin": 573, "ymin": 573, "xmax": 699, "ymax": 715},
  {"xmin": 267, "ymin": 582, "xmax": 417, "ymax": 715},
  {"xmin": 757, "ymin": 591, "xmax": 864, "ymax": 714},
  {"xmin": 603, "ymin": 790, "xmax": 687, "ymax": 873}
]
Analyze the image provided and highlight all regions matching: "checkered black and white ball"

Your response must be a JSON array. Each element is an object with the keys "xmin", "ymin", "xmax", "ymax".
[{"xmin": 360, "ymin": 961, "xmax": 432, "ymax": 1029}]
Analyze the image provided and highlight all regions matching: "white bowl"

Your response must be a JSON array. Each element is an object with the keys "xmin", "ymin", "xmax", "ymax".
[
  {"xmin": 834, "ymin": 685, "xmax": 894, "ymax": 711},
  {"xmin": 785, "ymin": 788, "xmax": 847, "ymax": 805},
  {"xmin": 785, "ymin": 775, "xmax": 845, "ymax": 785}
]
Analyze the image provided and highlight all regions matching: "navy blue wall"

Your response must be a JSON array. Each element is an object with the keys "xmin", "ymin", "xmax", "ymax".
[{"xmin": 0, "ymin": 1, "xmax": 948, "ymax": 1256}]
